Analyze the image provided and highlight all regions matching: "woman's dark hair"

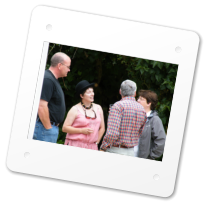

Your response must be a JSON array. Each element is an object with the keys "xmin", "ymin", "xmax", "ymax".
[{"xmin": 138, "ymin": 90, "xmax": 158, "ymax": 110}]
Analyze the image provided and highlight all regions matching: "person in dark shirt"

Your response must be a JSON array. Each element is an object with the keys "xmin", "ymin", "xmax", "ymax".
[{"xmin": 33, "ymin": 52, "xmax": 71, "ymax": 143}]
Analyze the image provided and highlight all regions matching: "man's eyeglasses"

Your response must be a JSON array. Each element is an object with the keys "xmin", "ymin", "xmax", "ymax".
[
  {"xmin": 84, "ymin": 109, "xmax": 97, "ymax": 120},
  {"xmin": 61, "ymin": 63, "xmax": 70, "ymax": 69}
]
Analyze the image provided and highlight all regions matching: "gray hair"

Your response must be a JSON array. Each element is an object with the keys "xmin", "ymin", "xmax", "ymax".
[
  {"xmin": 120, "ymin": 80, "xmax": 137, "ymax": 97},
  {"xmin": 50, "ymin": 52, "xmax": 68, "ymax": 67}
]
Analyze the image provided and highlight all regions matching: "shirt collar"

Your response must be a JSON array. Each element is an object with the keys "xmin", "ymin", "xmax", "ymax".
[
  {"xmin": 48, "ymin": 69, "xmax": 58, "ymax": 80},
  {"xmin": 121, "ymin": 96, "xmax": 136, "ymax": 101},
  {"xmin": 147, "ymin": 110, "xmax": 152, "ymax": 117}
]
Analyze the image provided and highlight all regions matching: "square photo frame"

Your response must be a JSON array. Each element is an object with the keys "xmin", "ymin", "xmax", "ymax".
[{"xmin": 7, "ymin": 6, "xmax": 199, "ymax": 197}]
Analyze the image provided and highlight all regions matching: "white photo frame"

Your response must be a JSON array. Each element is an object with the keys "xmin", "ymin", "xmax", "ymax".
[{"xmin": 7, "ymin": 6, "xmax": 199, "ymax": 197}]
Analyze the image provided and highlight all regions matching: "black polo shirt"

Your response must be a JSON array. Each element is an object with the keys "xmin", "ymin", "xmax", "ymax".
[{"xmin": 40, "ymin": 70, "xmax": 66, "ymax": 123}]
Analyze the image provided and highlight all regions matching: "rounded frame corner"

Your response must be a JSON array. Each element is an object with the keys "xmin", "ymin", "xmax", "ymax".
[
  {"xmin": 6, "ymin": 156, "xmax": 16, "ymax": 173},
  {"xmin": 31, "ymin": 5, "xmax": 48, "ymax": 17},
  {"xmin": 163, "ymin": 185, "xmax": 176, "ymax": 198},
  {"xmin": 189, "ymin": 31, "xmax": 200, "ymax": 44}
]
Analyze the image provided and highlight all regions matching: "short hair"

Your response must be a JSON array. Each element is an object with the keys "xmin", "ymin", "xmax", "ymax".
[
  {"xmin": 120, "ymin": 80, "xmax": 137, "ymax": 97},
  {"xmin": 50, "ymin": 52, "xmax": 67, "ymax": 67},
  {"xmin": 138, "ymin": 90, "xmax": 158, "ymax": 110}
]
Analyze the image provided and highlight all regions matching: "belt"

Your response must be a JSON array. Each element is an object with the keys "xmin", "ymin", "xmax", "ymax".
[
  {"xmin": 37, "ymin": 118, "xmax": 59, "ymax": 127},
  {"xmin": 50, "ymin": 121, "xmax": 60, "ymax": 127},
  {"xmin": 112, "ymin": 145, "xmax": 134, "ymax": 149}
]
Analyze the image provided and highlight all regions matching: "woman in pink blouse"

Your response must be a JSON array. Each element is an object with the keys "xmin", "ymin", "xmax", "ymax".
[{"xmin": 62, "ymin": 80, "xmax": 105, "ymax": 150}]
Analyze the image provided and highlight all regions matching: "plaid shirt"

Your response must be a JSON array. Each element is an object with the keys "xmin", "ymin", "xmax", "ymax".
[{"xmin": 100, "ymin": 96, "xmax": 147, "ymax": 151}]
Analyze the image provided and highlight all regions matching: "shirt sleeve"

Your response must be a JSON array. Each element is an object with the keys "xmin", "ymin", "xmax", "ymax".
[
  {"xmin": 100, "ymin": 105, "xmax": 122, "ymax": 151},
  {"xmin": 150, "ymin": 116, "xmax": 166, "ymax": 159},
  {"xmin": 40, "ymin": 78, "xmax": 54, "ymax": 102},
  {"xmin": 138, "ymin": 112, "xmax": 147, "ymax": 137}
]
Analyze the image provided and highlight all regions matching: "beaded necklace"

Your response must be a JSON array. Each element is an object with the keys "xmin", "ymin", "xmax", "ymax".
[{"xmin": 81, "ymin": 101, "xmax": 93, "ymax": 110}]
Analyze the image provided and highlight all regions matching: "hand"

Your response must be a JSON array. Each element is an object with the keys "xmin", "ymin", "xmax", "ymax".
[
  {"xmin": 108, "ymin": 104, "xmax": 113, "ymax": 113},
  {"xmin": 44, "ymin": 125, "xmax": 52, "ymax": 130},
  {"xmin": 81, "ymin": 128, "xmax": 94, "ymax": 134}
]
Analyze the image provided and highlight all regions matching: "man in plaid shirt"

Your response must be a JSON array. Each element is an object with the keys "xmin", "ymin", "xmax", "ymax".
[{"xmin": 100, "ymin": 80, "xmax": 147, "ymax": 156}]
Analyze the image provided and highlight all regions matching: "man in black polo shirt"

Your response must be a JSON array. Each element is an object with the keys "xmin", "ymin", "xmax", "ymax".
[{"xmin": 33, "ymin": 52, "xmax": 71, "ymax": 143}]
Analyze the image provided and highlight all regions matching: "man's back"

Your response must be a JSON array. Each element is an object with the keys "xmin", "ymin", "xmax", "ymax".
[{"xmin": 101, "ymin": 96, "xmax": 146, "ymax": 151}]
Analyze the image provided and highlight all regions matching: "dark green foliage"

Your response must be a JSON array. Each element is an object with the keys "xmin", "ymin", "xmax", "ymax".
[
  {"xmin": 46, "ymin": 43, "xmax": 178, "ymax": 156},
  {"xmin": 117, "ymin": 56, "xmax": 178, "ymax": 132}
]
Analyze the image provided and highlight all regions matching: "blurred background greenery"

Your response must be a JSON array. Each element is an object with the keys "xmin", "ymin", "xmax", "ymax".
[{"xmin": 45, "ymin": 43, "xmax": 178, "ymax": 157}]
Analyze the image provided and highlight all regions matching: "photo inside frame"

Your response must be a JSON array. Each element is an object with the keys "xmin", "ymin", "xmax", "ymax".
[{"xmin": 32, "ymin": 42, "xmax": 178, "ymax": 162}]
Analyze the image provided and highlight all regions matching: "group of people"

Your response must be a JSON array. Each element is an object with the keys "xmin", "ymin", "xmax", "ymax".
[{"xmin": 33, "ymin": 52, "xmax": 166, "ymax": 160}]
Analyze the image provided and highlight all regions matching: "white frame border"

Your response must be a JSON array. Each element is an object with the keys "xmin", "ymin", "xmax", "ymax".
[{"xmin": 7, "ymin": 6, "xmax": 199, "ymax": 197}]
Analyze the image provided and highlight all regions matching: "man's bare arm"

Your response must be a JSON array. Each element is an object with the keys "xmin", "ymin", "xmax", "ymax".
[{"xmin": 38, "ymin": 99, "xmax": 52, "ymax": 129}]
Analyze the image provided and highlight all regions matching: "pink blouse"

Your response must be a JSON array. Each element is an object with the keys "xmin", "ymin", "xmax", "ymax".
[{"xmin": 64, "ymin": 106, "xmax": 101, "ymax": 150}]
